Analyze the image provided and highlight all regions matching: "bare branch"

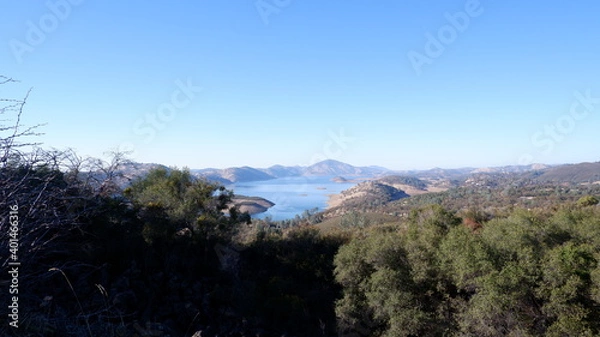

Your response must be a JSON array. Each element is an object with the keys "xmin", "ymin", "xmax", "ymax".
[{"xmin": 0, "ymin": 75, "xmax": 19, "ymax": 85}]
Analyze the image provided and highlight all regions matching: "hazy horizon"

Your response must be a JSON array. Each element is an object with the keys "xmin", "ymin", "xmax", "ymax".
[
  {"xmin": 2, "ymin": 1, "xmax": 599, "ymax": 171},
  {"xmin": 142, "ymin": 158, "xmax": 598, "ymax": 173}
]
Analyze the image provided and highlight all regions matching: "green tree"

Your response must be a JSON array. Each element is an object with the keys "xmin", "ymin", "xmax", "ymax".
[
  {"xmin": 124, "ymin": 167, "xmax": 243, "ymax": 244},
  {"xmin": 404, "ymin": 205, "xmax": 461, "ymax": 283},
  {"xmin": 334, "ymin": 225, "xmax": 449, "ymax": 337},
  {"xmin": 537, "ymin": 243, "xmax": 597, "ymax": 336},
  {"xmin": 577, "ymin": 195, "xmax": 599, "ymax": 207}
]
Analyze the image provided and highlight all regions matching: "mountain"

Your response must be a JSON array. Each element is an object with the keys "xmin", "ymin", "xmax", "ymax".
[
  {"xmin": 304, "ymin": 159, "xmax": 363, "ymax": 175},
  {"xmin": 260, "ymin": 164, "xmax": 304, "ymax": 178},
  {"xmin": 527, "ymin": 162, "xmax": 600, "ymax": 183},
  {"xmin": 195, "ymin": 172, "xmax": 234, "ymax": 185},
  {"xmin": 304, "ymin": 159, "xmax": 388, "ymax": 176},
  {"xmin": 192, "ymin": 160, "xmax": 390, "ymax": 183},
  {"xmin": 190, "ymin": 168, "xmax": 234, "ymax": 184},
  {"xmin": 218, "ymin": 166, "xmax": 275, "ymax": 183},
  {"xmin": 191, "ymin": 167, "xmax": 276, "ymax": 184},
  {"xmin": 392, "ymin": 167, "xmax": 475, "ymax": 180},
  {"xmin": 122, "ymin": 161, "xmax": 600, "ymax": 187},
  {"xmin": 327, "ymin": 181, "xmax": 410, "ymax": 214},
  {"xmin": 386, "ymin": 164, "xmax": 556, "ymax": 181},
  {"xmin": 471, "ymin": 163, "xmax": 551, "ymax": 174},
  {"xmin": 458, "ymin": 162, "xmax": 600, "ymax": 186}
]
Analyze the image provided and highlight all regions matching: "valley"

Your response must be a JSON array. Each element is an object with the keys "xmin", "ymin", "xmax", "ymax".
[{"xmin": 120, "ymin": 159, "xmax": 600, "ymax": 222}]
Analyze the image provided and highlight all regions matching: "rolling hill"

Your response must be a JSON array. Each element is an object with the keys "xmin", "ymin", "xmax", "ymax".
[
  {"xmin": 528, "ymin": 162, "xmax": 600, "ymax": 183},
  {"xmin": 192, "ymin": 159, "xmax": 390, "ymax": 183}
]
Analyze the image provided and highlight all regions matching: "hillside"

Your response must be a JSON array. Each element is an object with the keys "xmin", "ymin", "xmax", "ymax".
[
  {"xmin": 377, "ymin": 175, "xmax": 427, "ymax": 189},
  {"xmin": 140, "ymin": 161, "xmax": 597, "ymax": 186},
  {"xmin": 192, "ymin": 167, "xmax": 277, "ymax": 184},
  {"xmin": 220, "ymin": 166, "xmax": 275, "ymax": 183},
  {"xmin": 528, "ymin": 161, "xmax": 600, "ymax": 183},
  {"xmin": 318, "ymin": 161, "xmax": 600, "ymax": 221},
  {"xmin": 193, "ymin": 159, "xmax": 390, "ymax": 183},
  {"xmin": 260, "ymin": 164, "xmax": 304, "ymax": 178},
  {"xmin": 327, "ymin": 181, "xmax": 409, "ymax": 216},
  {"xmin": 304, "ymin": 159, "xmax": 387, "ymax": 176}
]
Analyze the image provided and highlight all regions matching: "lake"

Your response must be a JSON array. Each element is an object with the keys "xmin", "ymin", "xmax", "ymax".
[{"xmin": 227, "ymin": 176, "xmax": 359, "ymax": 221}]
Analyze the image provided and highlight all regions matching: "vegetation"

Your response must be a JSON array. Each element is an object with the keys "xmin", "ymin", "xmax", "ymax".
[
  {"xmin": 334, "ymin": 178, "xmax": 600, "ymax": 218},
  {"xmin": 377, "ymin": 175, "xmax": 428, "ymax": 190},
  {"xmin": 123, "ymin": 166, "xmax": 248, "ymax": 244},
  {"xmin": 334, "ymin": 204, "xmax": 600, "ymax": 336},
  {"xmin": 2, "ymin": 78, "xmax": 600, "ymax": 336},
  {"xmin": 331, "ymin": 181, "xmax": 410, "ymax": 212}
]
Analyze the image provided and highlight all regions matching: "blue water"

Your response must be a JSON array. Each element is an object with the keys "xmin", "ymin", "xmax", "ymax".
[{"xmin": 227, "ymin": 176, "xmax": 358, "ymax": 221}]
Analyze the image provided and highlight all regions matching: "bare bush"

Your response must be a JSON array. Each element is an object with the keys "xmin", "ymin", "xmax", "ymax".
[{"xmin": 0, "ymin": 77, "xmax": 132, "ymax": 334}]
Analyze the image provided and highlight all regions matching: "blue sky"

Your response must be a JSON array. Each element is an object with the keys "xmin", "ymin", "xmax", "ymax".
[{"xmin": 1, "ymin": 0, "xmax": 599, "ymax": 170}]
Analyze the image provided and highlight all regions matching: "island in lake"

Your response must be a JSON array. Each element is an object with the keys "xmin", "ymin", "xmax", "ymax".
[
  {"xmin": 331, "ymin": 176, "xmax": 348, "ymax": 183},
  {"xmin": 230, "ymin": 195, "xmax": 275, "ymax": 215},
  {"xmin": 331, "ymin": 175, "xmax": 369, "ymax": 183}
]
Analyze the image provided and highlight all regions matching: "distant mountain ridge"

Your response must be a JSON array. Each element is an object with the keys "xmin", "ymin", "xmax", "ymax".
[
  {"xmin": 120, "ymin": 160, "xmax": 600, "ymax": 186},
  {"xmin": 304, "ymin": 159, "xmax": 388, "ymax": 176},
  {"xmin": 527, "ymin": 162, "xmax": 600, "ymax": 183},
  {"xmin": 394, "ymin": 164, "xmax": 554, "ymax": 180},
  {"xmin": 190, "ymin": 159, "xmax": 390, "ymax": 184}
]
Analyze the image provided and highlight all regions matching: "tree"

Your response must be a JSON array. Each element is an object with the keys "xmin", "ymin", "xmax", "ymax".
[
  {"xmin": 577, "ymin": 195, "xmax": 599, "ymax": 207},
  {"xmin": 124, "ymin": 166, "xmax": 245, "ymax": 244},
  {"xmin": 334, "ymin": 228, "xmax": 441, "ymax": 337},
  {"xmin": 0, "ymin": 76, "xmax": 43, "ymax": 162}
]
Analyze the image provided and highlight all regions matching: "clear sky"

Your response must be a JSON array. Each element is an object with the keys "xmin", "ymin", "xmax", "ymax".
[{"xmin": 1, "ymin": 1, "xmax": 599, "ymax": 170}]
